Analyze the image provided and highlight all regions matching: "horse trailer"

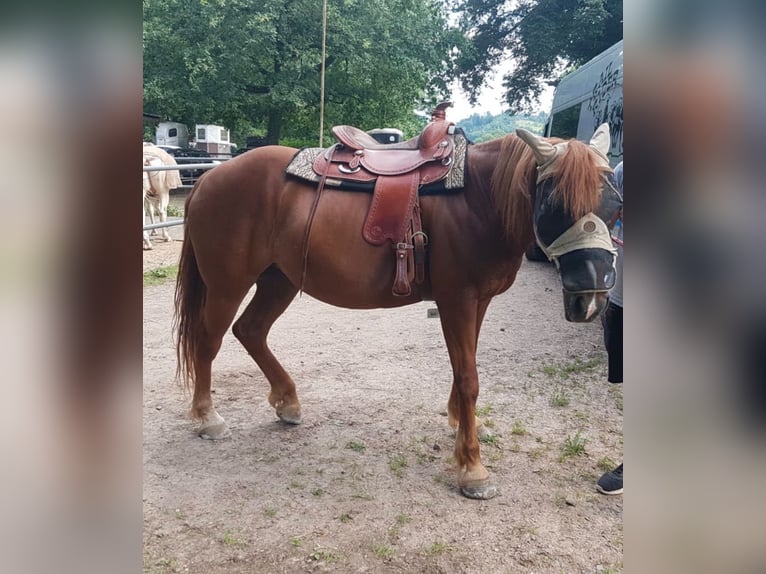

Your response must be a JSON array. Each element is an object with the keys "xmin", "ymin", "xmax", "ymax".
[
  {"xmin": 155, "ymin": 121, "xmax": 190, "ymax": 148},
  {"xmin": 194, "ymin": 124, "xmax": 237, "ymax": 157},
  {"xmin": 545, "ymin": 40, "xmax": 623, "ymax": 167}
]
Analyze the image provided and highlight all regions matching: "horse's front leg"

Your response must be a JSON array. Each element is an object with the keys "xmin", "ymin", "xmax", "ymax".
[
  {"xmin": 158, "ymin": 194, "xmax": 172, "ymax": 242},
  {"xmin": 437, "ymin": 296, "xmax": 497, "ymax": 500},
  {"xmin": 447, "ymin": 298, "xmax": 493, "ymax": 438},
  {"xmin": 142, "ymin": 196, "xmax": 152, "ymax": 250}
]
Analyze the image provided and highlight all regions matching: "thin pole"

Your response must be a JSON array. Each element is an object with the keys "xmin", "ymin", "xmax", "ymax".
[{"xmin": 319, "ymin": 0, "xmax": 328, "ymax": 147}]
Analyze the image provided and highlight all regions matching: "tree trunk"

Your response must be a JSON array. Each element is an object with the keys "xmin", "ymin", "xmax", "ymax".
[{"xmin": 266, "ymin": 110, "xmax": 282, "ymax": 144}]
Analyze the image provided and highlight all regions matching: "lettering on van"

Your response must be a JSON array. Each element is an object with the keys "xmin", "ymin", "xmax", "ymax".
[{"xmin": 587, "ymin": 62, "xmax": 623, "ymax": 159}]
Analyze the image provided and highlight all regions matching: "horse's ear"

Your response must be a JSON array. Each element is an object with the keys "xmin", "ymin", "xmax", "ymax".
[
  {"xmin": 515, "ymin": 128, "xmax": 557, "ymax": 166},
  {"xmin": 590, "ymin": 123, "xmax": 611, "ymax": 157}
]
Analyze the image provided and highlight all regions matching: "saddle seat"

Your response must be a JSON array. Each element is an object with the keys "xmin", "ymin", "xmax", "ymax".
[{"xmin": 329, "ymin": 120, "xmax": 455, "ymax": 176}]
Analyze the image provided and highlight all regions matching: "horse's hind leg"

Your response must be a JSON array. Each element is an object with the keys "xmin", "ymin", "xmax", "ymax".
[
  {"xmin": 192, "ymin": 290, "xmax": 248, "ymax": 439},
  {"xmin": 232, "ymin": 266, "xmax": 302, "ymax": 424}
]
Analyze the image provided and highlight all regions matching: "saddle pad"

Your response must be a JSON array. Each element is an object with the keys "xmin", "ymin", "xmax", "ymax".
[{"xmin": 285, "ymin": 132, "xmax": 468, "ymax": 191}]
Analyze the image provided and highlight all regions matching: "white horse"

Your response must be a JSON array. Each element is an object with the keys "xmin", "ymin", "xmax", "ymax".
[
  {"xmin": 143, "ymin": 143, "xmax": 182, "ymax": 248},
  {"xmin": 143, "ymin": 166, "xmax": 153, "ymax": 250}
]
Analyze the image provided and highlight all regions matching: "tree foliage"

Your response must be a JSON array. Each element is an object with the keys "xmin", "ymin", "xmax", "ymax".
[
  {"xmin": 457, "ymin": 110, "xmax": 546, "ymax": 142},
  {"xmin": 453, "ymin": 0, "xmax": 622, "ymax": 113},
  {"xmin": 143, "ymin": 0, "xmax": 461, "ymax": 145}
]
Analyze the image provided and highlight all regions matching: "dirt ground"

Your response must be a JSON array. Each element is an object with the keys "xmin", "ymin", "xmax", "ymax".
[{"xmin": 143, "ymin": 193, "xmax": 623, "ymax": 573}]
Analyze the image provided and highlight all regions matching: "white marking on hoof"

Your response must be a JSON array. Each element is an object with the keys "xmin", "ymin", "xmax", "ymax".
[
  {"xmin": 277, "ymin": 409, "xmax": 303, "ymax": 425},
  {"xmin": 197, "ymin": 410, "xmax": 230, "ymax": 440},
  {"xmin": 461, "ymin": 482, "xmax": 498, "ymax": 500}
]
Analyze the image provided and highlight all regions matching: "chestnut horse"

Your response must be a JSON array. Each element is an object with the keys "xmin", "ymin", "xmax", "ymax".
[{"xmin": 174, "ymin": 124, "xmax": 622, "ymax": 499}]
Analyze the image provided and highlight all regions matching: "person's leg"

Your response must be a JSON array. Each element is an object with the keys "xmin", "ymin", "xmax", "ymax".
[{"xmin": 598, "ymin": 301, "xmax": 623, "ymax": 494}]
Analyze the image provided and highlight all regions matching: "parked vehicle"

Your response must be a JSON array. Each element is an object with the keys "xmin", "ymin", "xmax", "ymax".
[
  {"xmin": 156, "ymin": 146, "xmax": 219, "ymax": 186},
  {"xmin": 194, "ymin": 124, "xmax": 237, "ymax": 157},
  {"xmin": 156, "ymin": 122, "xmax": 190, "ymax": 148},
  {"xmin": 545, "ymin": 39, "xmax": 623, "ymax": 167}
]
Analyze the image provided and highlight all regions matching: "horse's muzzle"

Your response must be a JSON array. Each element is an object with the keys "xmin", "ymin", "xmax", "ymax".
[{"xmin": 562, "ymin": 290, "xmax": 610, "ymax": 322}]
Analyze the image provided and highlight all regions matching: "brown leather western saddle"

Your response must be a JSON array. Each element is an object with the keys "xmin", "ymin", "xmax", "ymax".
[{"xmin": 309, "ymin": 102, "xmax": 456, "ymax": 297}]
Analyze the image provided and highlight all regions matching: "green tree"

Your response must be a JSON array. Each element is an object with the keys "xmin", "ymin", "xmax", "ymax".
[
  {"xmin": 453, "ymin": 0, "xmax": 622, "ymax": 113},
  {"xmin": 143, "ymin": 0, "xmax": 460, "ymax": 146}
]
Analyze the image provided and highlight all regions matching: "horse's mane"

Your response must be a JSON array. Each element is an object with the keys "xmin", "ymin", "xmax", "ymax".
[
  {"xmin": 489, "ymin": 135, "xmax": 537, "ymax": 248},
  {"xmin": 490, "ymin": 134, "xmax": 607, "ymax": 246}
]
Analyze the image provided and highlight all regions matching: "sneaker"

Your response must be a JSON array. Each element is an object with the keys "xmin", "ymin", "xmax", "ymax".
[{"xmin": 597, "ymin": 463, "xmax": 623, "ymax": 495}]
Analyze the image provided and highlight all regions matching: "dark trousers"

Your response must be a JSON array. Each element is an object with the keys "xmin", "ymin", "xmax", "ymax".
[{"xmin": 602, "ymin": 301, "xmax": 623, "ymax": 383}]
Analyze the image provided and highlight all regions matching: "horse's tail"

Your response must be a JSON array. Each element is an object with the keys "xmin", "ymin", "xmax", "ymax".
[{"xmin": 173, "ymin": 221, "xmax": 205, "ymax": 392}]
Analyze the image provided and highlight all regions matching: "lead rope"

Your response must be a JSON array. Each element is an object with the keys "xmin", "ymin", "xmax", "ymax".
[{"xmin": 300, "ymin": 144, "xmax": 336, "ymax": 295}]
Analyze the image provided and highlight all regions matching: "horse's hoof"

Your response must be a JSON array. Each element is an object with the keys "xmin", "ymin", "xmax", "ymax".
[
  {"xmin": 277, "ymin": 406, "xmax": 303, "ymax": 425},
  {"xmin": 460, "ymin": 482, "xmax": 498, "ymax": 500},
  {"xmin": 197, "ymin": 411, "xmax": 230, "ymax": 439}
]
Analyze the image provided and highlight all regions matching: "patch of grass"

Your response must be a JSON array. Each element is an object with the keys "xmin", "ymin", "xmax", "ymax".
[
  {"xmin": 478, "ymin": 433, "xmax": 500, "ymax": 446},
  {"xmin": 560, "ymin": 357, "xmax": 602, "ymax": 375},
  {"xmin": 372, "ymin": 542, "xmax": 396, "ymax": 559},
  {"xmin": 549, "ymin": 388, "xmax": 570, "ymax": 407},
  {"xmin": 560, "ymin": 432, "xmax": 588, "ymax": 461},
  {"xmin": 475, "ymin": 403, "xmax": 494, "ymax": 417},
  {"xmin": 311, "ymin": 487, "xmax": 325, "ymax": 497},
  {"xmin": 541, "ymin": 358, "xmax": 603, "ymax": 380},
  {"xmin": 483, "ymin": 418, "xmax": 496, "ymax": 428},
  {"xmin": 309, "ymin": 546, "xmax": 340, "ymax": 563},
  {"xmin": 222, "ymin": 529, "xmax": 247, "ymax": 547},
  {"xmin": 339, "ymin": 512, "xmax": 352, "ymax": 523},
  {"xmin": 388, "ymin": 454, "xmax": 408, "ymax": 477},
  {"xmin": 166, "ymin": 204, "xmax": 184, "ymax": 217},
  {"xmin": 345, "ymin": 440, "xmax": 366, "ymax": 453},
  {"xmin": 426, "ymin": 541, "xmax": 454, "ymax": 555},
  {"xmin": 396, "ymin": 513, "xmax": 412, "ymax": 525},
  {"xmin": 143, "ymin": 264, "xmax": 178, "ymax": 287},
  {"xmin": 528, "ymin": 445, "xmax": 548, "ymax": 460},
  {"xmin": 289, "ymin": 536, "xmax": 303, "ymax": 547},
  {"xmin": 263, "ymin": 507, "xmax": 277, "ymax": 518},
  {"xmin": 511, "ymin": 420, "xmax": 527, "ymax": 436},
  {"xmin": 541, "ymin": 364, "xmax": 559, "ymax": 378},
  {"xmin": 288, "ymin": 480, "xmax": 305, "ymax": 490},
  {"xmin": 597, "ymin": 456, "xmax": 617, "ymax": 473}
]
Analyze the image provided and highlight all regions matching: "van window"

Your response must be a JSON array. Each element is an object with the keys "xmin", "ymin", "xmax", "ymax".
[
  {"xmin": 169, "ymin": 128, "xmax": 177, "ymax": 137},
  {"xmin": 549, "ymin": 104, "xmax": 581, "ymax": 140},
  {"xmin": 221, "ymin": 129, "xmax": 229, "ymax": 142},
  {"xmin": 197, "ymin": 128, "xmax": 206, "ymax": 140}
]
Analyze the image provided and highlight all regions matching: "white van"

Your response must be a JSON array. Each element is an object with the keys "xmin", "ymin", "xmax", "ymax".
[{"xmin": 545, "ymin": 40, "xmax": 623, "ymax": 167}]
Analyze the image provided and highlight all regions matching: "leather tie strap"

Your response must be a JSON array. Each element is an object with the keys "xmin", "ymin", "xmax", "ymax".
[
  {"xmin": 411, "ymin": 202, "xmax": 426, "ymax": 284},
  {"xmin": 392, "ymin": 241, "xmax": 412, "ymax": 297},
  {"xmin": 300, "ymin": 144, "xmax": 336, "ymax": 294}
]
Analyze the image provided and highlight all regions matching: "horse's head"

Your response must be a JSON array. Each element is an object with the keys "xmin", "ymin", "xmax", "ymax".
[{"xmin": 516, "ymin": 124, "xmax": 623, "ymax": 322}]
